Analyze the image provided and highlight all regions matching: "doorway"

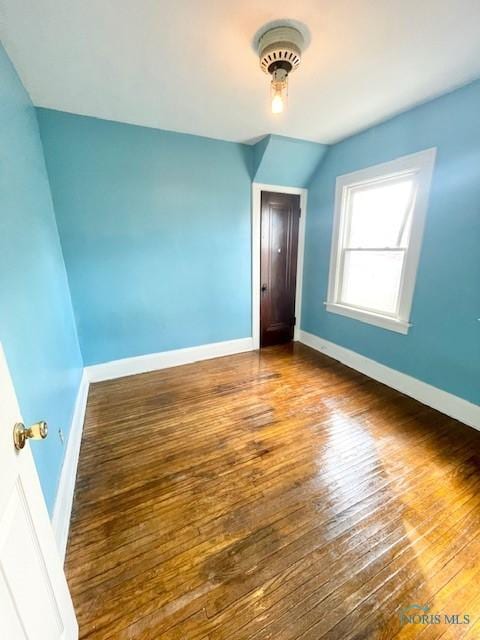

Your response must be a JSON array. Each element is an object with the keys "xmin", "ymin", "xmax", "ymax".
[
  {"xmin": 260, "ymin": 190, "xmax": 301, "ymax": 347},
  {"xmin": 252, "ymin": 184, "xmax": 307, "ymax": 350}
]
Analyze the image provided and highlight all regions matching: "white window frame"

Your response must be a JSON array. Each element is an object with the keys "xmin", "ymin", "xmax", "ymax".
[{"xmin": 326, "ymin": 148, "xmax": 437, "ymax": 334}]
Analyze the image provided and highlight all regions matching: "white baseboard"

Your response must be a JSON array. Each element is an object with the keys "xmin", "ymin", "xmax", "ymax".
[
  {"xmin": 86, "ymin": 337, "xmax": 255, "ymax": 383},
  {"xmin": 299, "ymin": 330, "xmax": 480, "ymax": 431},
  {"xmin": 52, "ymin": 370, "xmax": 89, "ymax": 562}
]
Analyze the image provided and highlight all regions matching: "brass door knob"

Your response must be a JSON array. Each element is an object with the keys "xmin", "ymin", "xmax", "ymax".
[{"xmin": 13, "ymin": 421, "xmax": 48, "ymax": 450}]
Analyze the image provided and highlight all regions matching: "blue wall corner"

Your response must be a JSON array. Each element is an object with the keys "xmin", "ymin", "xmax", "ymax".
[
  {"xmin": 0, "ymin": 45, "xmax": 84, "ymax": 514},
  {"xmin": 253, "ymin": 134, "xmax": 329, "ymax": 188},
  {"xmin": 302, "ymin": 79, "xmax": 480, "ymax": 404},
  {"xmin": 252, "ymin": 135, "xmax": 271, "ymax": 179}
]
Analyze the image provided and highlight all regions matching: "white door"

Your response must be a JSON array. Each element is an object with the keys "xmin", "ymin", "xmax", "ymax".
[{"xmin": 0, "ymin": 344, "xmax": 78, "ymax": 639}]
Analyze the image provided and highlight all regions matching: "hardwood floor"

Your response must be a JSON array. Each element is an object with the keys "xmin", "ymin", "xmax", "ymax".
[{"xmin": 66, "ymin": 343, "xmax": 480, "ymax": 639}]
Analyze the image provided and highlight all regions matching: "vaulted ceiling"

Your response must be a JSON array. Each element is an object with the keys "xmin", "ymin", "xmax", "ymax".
[{"xmin": 1, "ymin": 0, "xmax": 479, "ymax": 144}]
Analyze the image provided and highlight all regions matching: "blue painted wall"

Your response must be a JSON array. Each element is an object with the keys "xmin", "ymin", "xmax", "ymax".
[
  {"xmin": 0, "ymin": 45, "xmax": 83, "ymax": 513},
  {"xmin": 253, "ymin": 134, "xmax": 328, "ymax": 188},
  {"xmin": 303, "ymin": 80, "xmax": 480, "ymax": 404},
  {"xmin": 37, "ymin": 110, "xmax": 253, "ymax": 365}
]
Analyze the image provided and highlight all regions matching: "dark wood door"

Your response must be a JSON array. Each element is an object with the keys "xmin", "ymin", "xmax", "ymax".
[{"xmin": 260, "ymin": 191, "xmax": 300, "ymax": 347}]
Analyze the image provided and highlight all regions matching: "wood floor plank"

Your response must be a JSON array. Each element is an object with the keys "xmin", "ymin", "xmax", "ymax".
[{"xmin": 65, "ymin": 343, "xmax": 480, "ymax": 639}]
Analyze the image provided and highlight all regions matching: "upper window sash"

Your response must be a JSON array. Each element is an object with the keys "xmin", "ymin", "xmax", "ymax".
[{"xmin": 340, "ymin": 172, "xmax": 418, "ymax": 250}]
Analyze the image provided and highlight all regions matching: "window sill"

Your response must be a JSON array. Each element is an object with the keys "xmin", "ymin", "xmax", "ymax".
[{"xmin": 325, "ymin": 302, "xmax": 411, "ymax": 334}]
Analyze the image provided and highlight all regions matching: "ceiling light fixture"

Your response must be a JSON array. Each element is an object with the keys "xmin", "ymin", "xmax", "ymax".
[{"xmin": 258, "ymin": 25, "xmax": 304, "ymax": 115}]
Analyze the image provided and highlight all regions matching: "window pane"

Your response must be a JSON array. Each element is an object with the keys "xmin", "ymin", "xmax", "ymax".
[
  {"xmin": 340, "ymin": 250, "xmax": 405, "ymax": 314},
  {"xmin": 347, "ymin": 179, "xmax": 415, "ymax": 248}
]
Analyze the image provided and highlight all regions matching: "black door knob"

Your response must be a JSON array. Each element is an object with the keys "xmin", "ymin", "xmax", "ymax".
[{"xmin": 261, "ymin": 284, "xmax": 267, "ymax": 292}]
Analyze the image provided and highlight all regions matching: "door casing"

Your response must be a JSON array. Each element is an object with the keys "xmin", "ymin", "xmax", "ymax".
[{"xmin": 252, "ymin": 183, "xmax": 308, "ymax": 350}]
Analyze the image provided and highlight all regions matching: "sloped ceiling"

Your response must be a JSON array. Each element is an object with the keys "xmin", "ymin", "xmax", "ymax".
[
  {"xmin": 253, "ymin": 135, "xmax": 328, "ymax": 187},
  {"xmin": 1, "ymin": 0, "xmax": 480, "ymax": 144}
]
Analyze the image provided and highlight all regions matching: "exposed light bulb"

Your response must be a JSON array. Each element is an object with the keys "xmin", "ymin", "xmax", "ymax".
[
  {"xmin": 272, "ymin": 92, "xmax": 284, "ymax": 114},
  {"xmin": 258, "ymin": 25, "xmax": 304, "ymax": 117},
  {"xmin": 270, "ymin": 68, "xmax": 288, "ymax": 115}
]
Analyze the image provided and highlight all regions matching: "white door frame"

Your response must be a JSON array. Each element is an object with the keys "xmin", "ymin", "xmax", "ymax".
[{"xmin": 252, "ymin": 183, "xmax": 308, "ymax": 349}]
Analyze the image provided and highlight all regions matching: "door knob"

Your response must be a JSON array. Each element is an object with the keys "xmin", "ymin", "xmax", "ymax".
[
  {"xmin": 13, "ymin": 421, "xmax": 48, "ymax": 450},
  {"xmin": 261, "ymin": 284, "xmax": 267, "ymax": 292}
]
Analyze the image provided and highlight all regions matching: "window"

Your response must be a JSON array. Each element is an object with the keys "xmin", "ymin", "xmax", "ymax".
[{"xmin": 326, "ymin": 149, "xmax": 436, "ymax": 334}]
